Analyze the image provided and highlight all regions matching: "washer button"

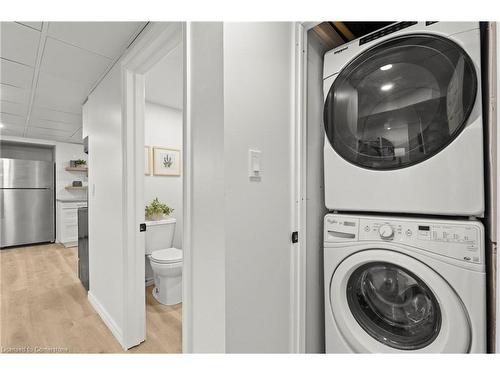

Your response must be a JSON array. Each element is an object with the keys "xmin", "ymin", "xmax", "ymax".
[
  {"xmin": 364, "ymin": 225, "xmax": 370, "ymax": 232},
  {"xmin": 406, "ymin": 229, "xmax": 413, "ymax": 237}
]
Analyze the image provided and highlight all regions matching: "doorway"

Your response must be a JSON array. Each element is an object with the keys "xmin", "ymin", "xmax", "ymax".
[{"xmin": 121, "ymin": 22, "xmax": 185, "ymax": 351}]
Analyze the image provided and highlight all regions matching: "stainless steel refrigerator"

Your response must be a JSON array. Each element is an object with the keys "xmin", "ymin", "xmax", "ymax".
[{"xmin": 0, "ymin": 158, "xmax": 55, "ymax": 248}]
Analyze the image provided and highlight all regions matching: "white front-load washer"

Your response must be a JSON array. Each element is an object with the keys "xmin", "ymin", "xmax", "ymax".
[
  {"xmin": 323, "ymin": 22, "xmax": 484, "ymax": 216},
  {"xmin": 324, "ymin": 213, "xmax": 486, "ymax": 353}
]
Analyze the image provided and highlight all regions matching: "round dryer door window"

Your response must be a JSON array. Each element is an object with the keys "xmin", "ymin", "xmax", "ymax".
[
  {"xmin": 346, "ymin": 262, "xmax": 441, "ymax": 350},
  {"xmin": 324, "ymin": 34, "xmax": 477, "ymax": 170}
]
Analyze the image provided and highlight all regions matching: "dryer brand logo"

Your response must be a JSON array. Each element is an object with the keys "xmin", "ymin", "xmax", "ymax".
[{"xmin": 333, "ymin": 47, "xmax": 348, "ymax": 54}]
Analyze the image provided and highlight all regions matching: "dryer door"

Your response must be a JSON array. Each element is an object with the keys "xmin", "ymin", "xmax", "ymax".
[
  {"xmin": 324, "ymin": 34, "xmax": 477, "ymax": 170},
  {"xmin": 329, "ymin": 249, "xmax": 471, "ymax": 353}
]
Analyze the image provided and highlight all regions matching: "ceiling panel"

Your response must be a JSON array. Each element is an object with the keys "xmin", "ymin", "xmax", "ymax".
[
  {"xmin": 69, "ymin": 128, "xmax": 83, "ymax": 143},
  {"xmin": 0, "ymin": 123, "xmax": 25, "ymax": 137},
  {"xmin": 0, "ymin": 84, "xmax": 30, "ymax": 105},
  {"xmin": 0, "ymin": 22, "xmax": 40, "ymax": 66},
  {"xmin": 28, "ymin": 117, "xmax": 80, "ymax": 132},
  {"xmin": 40, "ymin": 37, "xmax": 112, "ymax": 86},
  {"xmin": 47, "ymin": 22, "xmax": 144, "ymax": 59},
  {"xmin": 0, "ymin": 100, "xmax": 28, "ymax": 116},
  {"xmin": 145, "ymin": 43, "xmax": 183, "ymax": 109},
  {"xmin": 31, "ymin": 106, "xmax": 82, "ymax": 125},
  {"xmin": 26, "ymin": 125, "xmax": 74, "ymax": 138},
  {"xmin": 34, "ymin": 72, "xmax": 87, "ymax": 113},
  {"xmin": 17, "ymin": 22, "xmax": 43, "ymax": 31},
  {"xmin": 0, "ymin": 58, "xmax": 34, "ymax": 88},
  {"xmin": 0, "ymin": 112, "xmax": 26, "ymax": 126}
]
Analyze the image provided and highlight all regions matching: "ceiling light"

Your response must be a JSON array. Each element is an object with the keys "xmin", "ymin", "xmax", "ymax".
[
  {"xmin": 380, "ymin": 64, "xmax": 393, "ymax": 71},
  {"xmin": 0, "ymin": 123, "xmax": 4, "ymax": 129},
  {"xmin": 381, "ymin": 84, "xmax": 393, "ymax": 91}
]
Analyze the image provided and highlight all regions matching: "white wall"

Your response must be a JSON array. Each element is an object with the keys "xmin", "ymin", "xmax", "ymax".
[
  {"xmin": 223, "ymin": 22, "xmax": 295, "ymax": 353},
  {"xmin": 185, "ymin": 22, "xmax": 226, "ymax": 353},
  {"xmin": 144, "ymin": 102, "xmax": 183, "ymax": 248},
  {"xmin": 305, "ymin": 30, "xmax": 328, "ymax": 353},
  {"xmin": 83, "ymin": 63, "xmax": 125, "ymax": 342}
]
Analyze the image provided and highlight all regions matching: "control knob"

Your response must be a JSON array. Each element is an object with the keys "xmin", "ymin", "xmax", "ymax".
[{"xmin": 379, "ymin": 224, "xmax": 394, "ymax": 240}]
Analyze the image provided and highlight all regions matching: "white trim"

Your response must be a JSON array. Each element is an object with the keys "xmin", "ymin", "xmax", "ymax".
[
  {"xmin": 289, "ymin": 22, "xmax": 307, "ymax": 353},
  {"xmin": 292, "ymin": 21, "xmax": 321, "ymax": 354},
  {"xmin": 121, "ymin": 22, "xmax": 186, "ymax": 350},
  {"xmin": 182, "ymin": 22, "xmax": 193, "ymax": 354},
  {"xmin": 87, "ymin": 292, "xmax": 125, "ymax": 351}
]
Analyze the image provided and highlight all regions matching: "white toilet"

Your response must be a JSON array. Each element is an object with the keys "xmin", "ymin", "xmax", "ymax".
[{"xmin": 145, "ymin": 218, "xmax": 183, "ymax": 305}]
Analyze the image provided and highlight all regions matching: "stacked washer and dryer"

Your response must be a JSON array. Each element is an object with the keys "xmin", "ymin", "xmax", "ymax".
[{"xmin": 322, "ymin": 22, "xmax": 487, "ymax": 353}]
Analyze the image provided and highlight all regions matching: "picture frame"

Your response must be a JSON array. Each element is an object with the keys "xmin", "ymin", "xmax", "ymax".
[
  {"xmin": 145, "ymin": 146, "xmax": 152, "ymax": 175},
  {"xmin": 153, "ymin": 147, "xmax": 181, "ymax": 176}
]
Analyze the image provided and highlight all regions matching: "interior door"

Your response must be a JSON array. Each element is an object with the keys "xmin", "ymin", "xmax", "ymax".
[{"xmin": 323, "ymin": 34, "xmax": 477, "ymax": 170}]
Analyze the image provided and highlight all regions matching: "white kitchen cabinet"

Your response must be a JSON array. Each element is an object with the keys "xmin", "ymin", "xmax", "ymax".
[{"xmin": 56, "ymin": 200, "xmax": 87, "ymax": 247}]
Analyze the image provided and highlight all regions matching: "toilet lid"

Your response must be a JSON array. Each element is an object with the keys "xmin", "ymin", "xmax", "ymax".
[{"xmin": 151, "ymin": 248, "xmax": 183, "ymax": 264}]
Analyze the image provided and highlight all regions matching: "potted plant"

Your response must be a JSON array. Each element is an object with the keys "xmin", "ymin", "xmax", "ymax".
[
  {"xmin": 70, "ymin": 159, "xmax": 87, "ymax": 168},
  {"xmin": 145, "ymin": 198, "xmax": 174, "ymax": 221},
  {"xmin": 75, "ymin": 159, "xmax": 87, "ymax": 167}
]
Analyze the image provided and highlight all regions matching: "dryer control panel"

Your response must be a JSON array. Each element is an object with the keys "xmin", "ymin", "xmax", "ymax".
[{"xmin": 324, "ymin": 214, "xmax": 484, "ymax": 264}]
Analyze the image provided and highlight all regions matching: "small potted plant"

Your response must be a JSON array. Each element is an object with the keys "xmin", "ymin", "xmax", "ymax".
[
  {"xmin": 145, "ymin": 197, "xmax": 174, "ymax": 221},
  {"xmin": 75, "ymin": 159, "xmax": 87, "ymax": 167}
]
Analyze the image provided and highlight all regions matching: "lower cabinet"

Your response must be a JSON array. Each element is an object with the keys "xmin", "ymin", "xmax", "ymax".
[{"xmin": 56, "ymin": 201, "xmax": 87, "ymax": 247}]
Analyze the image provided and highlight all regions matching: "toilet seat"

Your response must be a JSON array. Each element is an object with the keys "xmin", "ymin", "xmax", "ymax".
[{"xmin": 150, "ymin": 248, "xmax": 183, "ymax": 264}]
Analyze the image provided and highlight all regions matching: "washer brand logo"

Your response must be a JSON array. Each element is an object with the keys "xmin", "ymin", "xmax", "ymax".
[{"xmin": 334, "ymin": 47, "xmax": 348, "ymax": 54}]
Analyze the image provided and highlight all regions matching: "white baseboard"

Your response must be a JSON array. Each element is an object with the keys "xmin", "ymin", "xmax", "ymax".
[{"xmin": 87, "ymin": 291, "xmax": 125, "ymax": 350}]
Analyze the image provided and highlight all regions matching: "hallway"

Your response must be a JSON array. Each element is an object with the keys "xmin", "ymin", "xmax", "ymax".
[{"xmin": 0, "ymin": 244, "xmax": 181, "ymax": 353}]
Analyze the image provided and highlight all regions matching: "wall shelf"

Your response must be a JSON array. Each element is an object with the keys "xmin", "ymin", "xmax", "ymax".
[
  {"xmin": 65, "ymin": 166, "xmax": 88, "ymax": 172},
  {"xmin": 65, "ymin": 186, "xmax": 88, "ymax": 190}
]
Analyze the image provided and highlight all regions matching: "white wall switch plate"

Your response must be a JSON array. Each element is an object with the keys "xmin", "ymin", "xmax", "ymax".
[{"xmin": 249, "ymin": 149, "xmax": 262, "ymax": 181}]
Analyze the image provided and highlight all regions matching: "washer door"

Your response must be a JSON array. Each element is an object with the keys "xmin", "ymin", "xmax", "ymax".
[
  {"xmin": 330, "ymin": 250, "xmax": 471, "ymax": 352},
  {"xmin": 324, "ymin": 34, "xmax": 477, "ymax": 170}
]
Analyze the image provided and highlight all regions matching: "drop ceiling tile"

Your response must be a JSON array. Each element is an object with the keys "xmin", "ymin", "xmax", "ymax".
[
  {"xmin": 40, "ymin": 37, "xmax": 111, "ymax": 86},
  {"xmin": 26, "ymin": 125, "xmax": 74, "ymax": 138},
  {"xmin": 0, "ymin": 58, "xmax": 34, "ymax": 88},
  {"xmin": 31, "ymin": 106, "xmax": 82, "ymax": 125},
  {"xmin": 28, "ymin": 117, "xmax": 80, "ymax": 132},
  {"xmin": 47, "ymin": 22, "xmax": 144, "ymax": 59},
  {"xmin": 0, "ymin": 22, "xmax": 40, "ymax": 66},
  {"xmin": 34, "ymin": 72, "xmax": 87, "ymax": 113},
  {"xmin": 0, "ymin": 83, "xmax": 30, "ymax": 104},
  {"xmin": 17, "ymin": 22, "xmax": 43, "ymax": 31},
  {"xmin": 71, "ymin": 129, "xmax": 83, "ymax": 140},
  {"xmin": 0, "ymin": 100, "xmax": 28, "ymax": 116},
  {"xmin": 0, "ymin": 123, "xmax": 25, "ymax": 137},
  {"xmin": 0, "ymin": 112, "xmax": 26, "ymax": 126}
]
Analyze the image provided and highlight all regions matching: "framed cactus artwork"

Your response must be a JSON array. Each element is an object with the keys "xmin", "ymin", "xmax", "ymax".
[{"xmin": 152, "ymin": 147, "xmax": 181, "ymax": 176}]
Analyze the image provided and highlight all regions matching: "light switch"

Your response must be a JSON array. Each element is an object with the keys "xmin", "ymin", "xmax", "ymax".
[{"xmin": 249, "ymin": 149, "xmax": 262, "ymax": 181}]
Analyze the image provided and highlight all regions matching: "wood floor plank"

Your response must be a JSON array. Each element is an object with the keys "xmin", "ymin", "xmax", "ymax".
[{"xmin": 0, "ymin": 243, "xmax": 181, "ymax": 353}]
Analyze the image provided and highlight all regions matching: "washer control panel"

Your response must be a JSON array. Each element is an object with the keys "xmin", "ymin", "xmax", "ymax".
[{"xmin": 325, "ymin": 214, "xmax": 484, "ymax": 264}]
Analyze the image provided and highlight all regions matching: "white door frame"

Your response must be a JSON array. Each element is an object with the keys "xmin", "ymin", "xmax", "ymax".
[
  {"xmin": 292, "ymin": 21, "xmax": 322, "ymax": 354},
  {"xmin": 121, "ymin": 22, "xmax": 185, "ymax": 350}
]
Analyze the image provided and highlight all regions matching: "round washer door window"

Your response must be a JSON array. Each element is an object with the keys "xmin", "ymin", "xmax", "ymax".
[
  {"xmin": 346, "ymin": 262, "xmax": 441, "ymax": 350},
  {"xmin": 324, "ymin": 34, "xmax": 477, "ymax": 170}
]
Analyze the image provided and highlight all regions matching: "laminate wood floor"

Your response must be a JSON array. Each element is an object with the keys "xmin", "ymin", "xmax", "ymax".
[{"xmin": 0, "ymin": 243, "xmax": 181, "ymax": 354}]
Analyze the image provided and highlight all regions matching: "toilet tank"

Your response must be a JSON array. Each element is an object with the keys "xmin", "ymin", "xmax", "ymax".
[{"xmin": 145, "ymin": 218, "xmax": 176, "ymax": 255}]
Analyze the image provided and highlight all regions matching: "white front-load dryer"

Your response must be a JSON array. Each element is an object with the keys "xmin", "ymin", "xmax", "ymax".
[
  {"xmin": 323, "ymin": 22, "xmax": 484, "ymax": 216},
  {"xmin": 323, "ymin": 213, "xmax": 486, "ymax": 353}
]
